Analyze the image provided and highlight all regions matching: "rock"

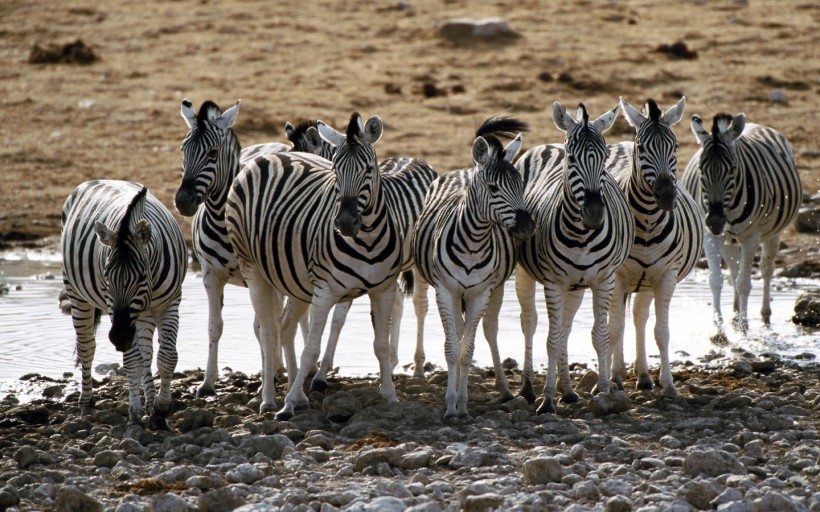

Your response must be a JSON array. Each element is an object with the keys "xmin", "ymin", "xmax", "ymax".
[
  {"xmin": 151, "ymin": 493, "xmax": 189, "ymax": 512},
  {"xmin": 795, "ymin": 206, "xmax": 820, "ymax": 233},
  {"xmin": 523, "ymin": 457, "xmax": 564, "ymax": 485},
  {"xmin": 93, "ymin": 450, "xmax": 125, "ymax": 468},
  {"xmin": 225, "ymin": 463, "xmax": 265, "ymax": 484},
  {"xmin": 450, "ymin": 446, "xmax": 493, "ymax": 469},
  {"xmin": 768, "ymin": 90, "xmax": 787, "ymax": 103},
  {"xmin": 179, "ymin": 407, "xmax": 214, "ymax": 432},
  {"xmin": 13, "ymin": 446, "xmax": 38, "ymax": 469},
  {"xmin": 463, "ymin": 493, "xmax": 505, "ymax": 512},
  {"xmin": 576, "ymin": 370, "xmax": 599, "ymax": 393},
  {"xmin": 589, "ymin": 391, "xmax": 632, "ymax": 416},
  {"xmin": 684, "ymin": 449, "xmax": 748, "ymax": 477},
  {"xmin": 605, "ymin": 495, "xmax": 633, "ymax": 512},
  {"xmin": 358, "ymin": 496, "xmax": 406, "ymax": 512},
  {"xmin": 436, "ymin": 17, "xmax": 520, "ymax": 45},
  {"xmin": 712, "ymin": 488, "xmax": 745, "ymax": 508},
  {"xmin": 54, "ymin": 486, "xmax": 103, "ymax": 512},
  {"xmin": 753, "ymin": 491, "xmax": 808, "ymax": 512},
  {"xmin": 198, "ymin": 487, "xmax": 245, "ymax": 512},
  {"xmin": 354, "ymin": 447, "xmax": 400, "ymax": 472},
  {"xmin": 322, "ymin": 391, "xmax": 362, "ymax": 423},
  {"xmin": 240, "ymin": 434, "xmax": 295, "ymax": 460},
  {"xmin": 233, "ymin": 505, "xmax": 279, "ymax": 512},
  {"xmin": 792, "ymin": 288, "xmax": 820, "ymax": 327},
  {"xmin": 0, "ymin": 486, "xmax": 20, "ymax": 510},
  {"xmin": 677, "ymin": 479, "xmax": 721, "ymax": 509},
  {"xmin": 600, "ymin": 478, "xmax": 632, "ymax": 497}
]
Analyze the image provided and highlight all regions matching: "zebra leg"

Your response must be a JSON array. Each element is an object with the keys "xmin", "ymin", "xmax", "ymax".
[
  {"xmin": 704, "ymin": 233, "xmax": 727, "ymax": 342},
  {"xmin": 435, "ymin": 286, "xmax": 462, "ymax": 418},
  {"xmin": 589, "ymin": 280, "xmax": 614, "ymax": 396},
  {"xmin": 652, "ymin": 274, "xmax": 678, "ymax": 396},
  {"xmin": 135, "ymin": 317, "xmax": 157, "ymax": 417},
  {"xmin": 370, "ymin": 283, "xmax": 400, "ymax": 403},
  {"xmin": 199, "ymin": 267, "xmax": 229, "ymax": 397},
  {"xmin": 734, "ymin": 235, "xmax": 760, "ymax": 334},
  {"xmin": 608, "ymin": 278, "xmax": 628, "ymax": 391},
  {"xmin": 281, "ymin": 298, "xmax": 310, "ymax": 393},
  {"xmin": 759, "ymin": 236, "xmax": 779, "ymax": 324},
  {"xmin": 70, "ymin": 299, "xmax": 98, "ymax": 415},
  {"xmin": 312, "ymin": 301, "xmax": 352, "ymax": 392},
  {"xmin": 150, "ymin": 299, "xmax": 181, "ymax": 430},
  {"xmin": 245, "ymin": 272, "xmax": 284, "ymax": 413},
  {"xmin": 515, "ymin": 266, "xmax": 538, "ymax": 404},
  {"xmin": 539, "ymin": 282, "xmax": 565, "ymax": 415},
  {"xmin": 558, "ymin": 289, "xmax": 584, "ymax": 403},
  {"xmin": 456, "ymin": 293, "xmax": 491, "ymax": 418},
  {"xmin": 412, "ymin": 269, "xmax": 429, "ymax": 378},
  {"xmin": 389, "ymin": 284, "xmax": 404, "ymax": 369},
  {"xmin": 481, "ymin": 284, "xmax": 514, "ymax": 402},
  {"xmin": 632, "ymin": 290, "xmax": 654, "ymax": 391},
  {"xmin": 723, "ymin": 243, "xmax": 741, "ymax": 321},
  {"xmin": 277, "ymin": 296, "xmax": 332, "ymax": 421},
  {"xmin": 122, "ymin": 343, "xmax": 146, "ymax": 428}
]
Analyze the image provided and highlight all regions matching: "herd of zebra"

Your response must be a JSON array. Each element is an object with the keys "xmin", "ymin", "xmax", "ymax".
[{"xmin": 58, "ymin": 95, "xmax": 802, "ymax": 430}]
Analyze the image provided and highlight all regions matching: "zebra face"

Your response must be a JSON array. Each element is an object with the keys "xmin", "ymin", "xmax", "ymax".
[
  {"xmin": 176, "ymin": 99, "xmax": 240, "ymax": 217},
  {"xmin": 320, "ymin": 114, "xmax": 383, "ymax": 238}
]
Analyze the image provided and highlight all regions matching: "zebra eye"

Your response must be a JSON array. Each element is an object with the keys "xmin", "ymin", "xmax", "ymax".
[
  {"xmin": 567, "ymin": 155, "xmax": 576, "ymax": 164},
  {"xmin": 207, "ymin": 149, "xmax": 218, "ymax": 159},
  {"xmin": 488, "ymin": 184, "xmax": 499, "ymax": 193}
]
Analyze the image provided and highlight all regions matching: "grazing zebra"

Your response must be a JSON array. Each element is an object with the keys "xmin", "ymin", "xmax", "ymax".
[
  {"xmin": 414, "ymin": 117, "xmax": 534, "ymax": 418},
  {"xmin": 606, "ymin": 97, "xmax": 703, "ymax": 396},
  {"xmin": 176, "ymin": 98, "xmax": 297, "ymax": 398},
  {"xmin": 514, "ymin": 102, "xmax": 634, "ymax": 414},
  {"xmin": 682, "ymin": 111, "xmax": 802, "ymax": 339},
  {"xmin": 226, "ymin": 112, "xmax": 408, "ymax": 419},
  {"xmin": 61, "ymin": 180, "xmax": 187, "ymax": 430}
]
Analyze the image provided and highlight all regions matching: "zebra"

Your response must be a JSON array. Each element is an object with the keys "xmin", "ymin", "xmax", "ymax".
[
  {"xmin": 413, "ymin": 117, "xmax": 534, "ymax": 418},
  {"xmin": 605, "ymin": 97, "xmax": 703, "ymax": 396},
  {"xmin": 681, "ymin": 111, "xmax": 802, "ymax": 339},
  {"xmin": 225, "ymin": 112, "xmax": 409, "ymax": 420},
  {"xmin": 61, "ymin": 180, "xmax": 187, "ymax": 431},
  {"xmin": 513, "ymin": 102, "xmax": 634, "ymax": 414}
]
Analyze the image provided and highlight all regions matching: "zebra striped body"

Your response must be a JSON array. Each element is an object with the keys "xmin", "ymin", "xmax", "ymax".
[
  {"xmin": 414, "ymin": 117, "xmax": 533, "ymax": 418},
  {"xmin": 175, "ymin": 98, "xmax": 292, "ymax": 398},
  {"xmin": 514, "ymin": 102, "xmax": 634, "ymax": 414},
  {"xmin": 226, "ymin": 113, "xmax": 406, "ymax": 419},
  {"xmin": 606, "ymin": 97, "xmax": 703, "ymax": 395},
  {"xmin": 61, "ymin": 180, "xmax": 186, "ymax": 430},
  {"xmin": 682, "ymin": 113, "xmax": 801, "ymax": 337}
]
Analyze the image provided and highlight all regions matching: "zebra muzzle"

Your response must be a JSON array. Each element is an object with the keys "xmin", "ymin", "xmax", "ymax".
[
  {"xmin": 334, "ymin": 197, "xmax": 361, "ymax": 237},
  {"xmin": 174, "ymin": 183, "xmax": 201, "ymax": 217},
  {"xmin": 581, "ymin": 191, "xmax": 605, "ymax": 230},
  {"xmin": 706, "ymin": 203, "xmax": 727, "ymax": 236},
  {"xmin": 653, "ymin": 175, "xmax": 677, "ymax": 211},
  {"xmin": 109, "ymin": 309, "xmax": 135, "ymax": 352},
  {"xmin": 510, "ymin": 210, "xmax": 535, "ymax": 240}
]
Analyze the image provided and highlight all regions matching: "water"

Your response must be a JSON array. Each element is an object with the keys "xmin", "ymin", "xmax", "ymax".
[{"xmin": 1, "ymin": 250, "xmax": 817, "ymax": 390}]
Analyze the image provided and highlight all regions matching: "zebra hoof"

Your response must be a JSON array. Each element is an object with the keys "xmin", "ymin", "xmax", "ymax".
[
  {"xmin": 259, "ymin": 402, "xmax": 278, "ymax": 415},
  {"xmin": 637, "ymin": 374, "xmax": 654, "ymax": 391},
  {"xmin": 710, "ymin": 332, "xmax": 729, "ymax": 345},
  {"xmin": 561, "ymin": 391, "xmax": 580, "ymax": 404},
  {"xmin": 612, "ymin": 377, "xmax": 625, "ymax": 391},
  {"xmin": 196, "ymin": 386, "xmax": 217, "ymax": 398},
  {"xmin": 518, "ymin": 380, "xmax": 536, "ymax": 405},
  {"xmin": 149, "ymin": 414, "xmax": 170, "ymax": 431},
  {"xmin": 125, "ymin": 423, "xmax": 145, "ymax": 440},
  {"xmin": 498, "ymin": 391, "xmax": 515, "ymax": 403},
  {"xmin": 274, "ymin": 408, "xmax": 294, "ymax": 422},
  {"xmin": 536, "ymin": 398, "xmax": 556, "ymax": 415},
  {"xmin": 310, "ymin": 378, "xmax": 328, "ymax": 393}
]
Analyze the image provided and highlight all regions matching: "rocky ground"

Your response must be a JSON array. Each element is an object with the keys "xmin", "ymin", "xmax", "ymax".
[{"xmin": 0, "ymin": 349, "xmax": 818, "ymax": 512}]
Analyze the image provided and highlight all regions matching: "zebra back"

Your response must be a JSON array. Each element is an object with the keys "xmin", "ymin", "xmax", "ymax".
[{"xmin": 682, "ymin": 114, "xmax": 802, "ymax": 243}]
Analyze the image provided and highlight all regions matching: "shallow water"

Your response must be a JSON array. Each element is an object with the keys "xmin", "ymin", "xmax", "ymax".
[{"xmin": 0, "ymin": 250, "xmax": 817, "ymax": 389}]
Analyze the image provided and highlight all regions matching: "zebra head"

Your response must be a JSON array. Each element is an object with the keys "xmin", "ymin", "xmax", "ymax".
[
  {"xmin": 620, "ymin": 97, "xmax": 685, "ymax": 211},
  {"xmin": 318, "ymin": 113, "xmax": 383, "ymax": 238},
  {"xmin": 94, "ymin": 187, "xmax": 153, "ymax": 353},
  {"xmin": 553, "ymin": 101, "xmax": 619, "ymax": 230},
  {"xmin": 472, "ymin": 117, "xmax": 534, "ymax": 241},
  {"xmin": 285, "ymin": 120, "xmax": 336, "ymax": 160},
  {"xmin": 691, "ymin": 112, "xmax": 745, "ymax": 235},
  {"xmin": 176, "ymin": 98, "xmax": 241, "ymax": 217}
]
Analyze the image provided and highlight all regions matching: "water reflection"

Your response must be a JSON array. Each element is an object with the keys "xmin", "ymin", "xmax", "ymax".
[{"xmin": 0, "ymin": 252, "xmax": 817, "ymax": 385}]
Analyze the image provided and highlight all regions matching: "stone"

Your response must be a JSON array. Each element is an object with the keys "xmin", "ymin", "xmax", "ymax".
[
  {"xmin": 180, "ymin": 407, "xmax": 214, "ymax": 432},
  {"xmin": 576, "ymin": 370, "xmax": 599, "ymax": 393},
  {"xmin": 712, "ymin": 487, "xmax": 745, "ymax": 508},
  {"xmin": 399, "ymin": 448, "xmax": 434, "ymax": 470},
  {"xmin": 354, "ymin": 447, "xmax": 400, "ymax": 472},
  {"xmin": 198, "ymin": 487, "xmax": 245, "ymax": 512},
  {"xmin": 794, "ymin": 206, "xmax": 820, "ymax": 234},
  {"xmin": 55, "ymin": 485, "xmax": 103, "ymax": 512},
  {"xmin": 359, "ymin": 496, "xmax": 406, "ymax": 512},
  {"xmin": 523, "ymin": 457, "xmax": 564, "ymax": 485},
  {"xmin": 225, "ymin": 463, "xmax": 265, "ymax": 484},
  {"xmin": 151, "ymin": 493, "xmax": 188, "ymax": 512},
  {"xmin": 233, "ymin": 505, "xmax": 279, "ymax": 512},
  {"xmin": 0, "ymin": 486, "xmax": 20, "ymax": 509},
  {"xmin": 450, "ymin": 446, "xmax": 493, "ymax": 469},
  {"xmin": 436, "ymin": 17, "xmax": 520, "ymax": 45},
  {"xmin": 589, "ymin": 391, "xmax": 632, "ymax": 416},
  {"xmin": 322, "ymin": 391, "xmax": 362, "ymax": 423},
  {"xmin": 600, "ymin": 478, "xmax": 632, "ymax": 497},
  {"xmin": 240, "ymin": 434, "xmax": 295, "ymax": 460},
  {"xmin": 677, "ymin": 479, "xmax": 721, "ymax": 509},
  {"xmin": 605, "ymin": 495, "xmax": 633, "ymax": 512},
  {"xmin": 753, "ymin": 491, "xmax": 808, "ymax": 512},
  {"xmin": 684, "ymin": 449, "xmax": 748, "ymax": 477},
  {"xmin": 463, "ymin": 493, "xmax": 505, "ymax": 512},
  {"xmin": 13, "ymin": 446, "xmax": 38, "ymax": 469},
  {"xmin": 792, "ymin": 289, "xmax": 820, "ymax": 327},
  {"xmin": 93, "ymin": 450, "xmax": 125, "ymax": 468}
]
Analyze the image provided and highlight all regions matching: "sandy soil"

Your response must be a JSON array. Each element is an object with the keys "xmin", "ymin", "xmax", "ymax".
[{"xmin": 0, "ymin": 0, "xmax": 818, "ymax": 258}]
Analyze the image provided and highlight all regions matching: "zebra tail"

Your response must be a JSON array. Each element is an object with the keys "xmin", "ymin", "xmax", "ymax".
[{"xmin": 399, "ymin": 270, "xmax": 414, "ymax": 297}]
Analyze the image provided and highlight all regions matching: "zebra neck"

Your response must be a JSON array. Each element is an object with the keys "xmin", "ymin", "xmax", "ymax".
[
  {"xmin": 358, "ymin": 177, "xmax": 388, "ymax": 233},
  {"xmin": 459, "ymin": 188, "xmax": 493, "ymax": 240},
  {"xmin": 206, "ymin": 134, "xmax": 241, "ymax": 220},
  {"xmin": 627, "ymin": 162, "xmax": 665, "ymax": 217}
]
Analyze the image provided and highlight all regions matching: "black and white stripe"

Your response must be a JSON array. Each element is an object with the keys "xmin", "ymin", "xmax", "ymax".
[
  {"xmin": 61, "ymin": 180, "xmax": 187, "ymax": 430},
  {"xmin": 226, "ymin": 112, "xmax": 408, "ymax": 419},
  {"xmin": 606, "ymin": 97, "xmax": 703, "ymax": 395},
  {"xmin": 514, "ymin": 102, "xmax": 634, "ymax": 414},
  {"xmin": 682, "ymin": 111, "xmax": 802, "ymax": 338},
  {"xmin": 414, "ymin": 117, "xmax": 533, "ymax": 418}
]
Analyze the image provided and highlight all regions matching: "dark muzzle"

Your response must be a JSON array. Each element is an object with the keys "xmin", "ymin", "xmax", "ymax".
[
  {"xmin": 174, "ymin": 180, "xmax": 201, "ymax": 217},
  {"xmin": 509, "ymin": 209, "xmax": 535, "ymax": 241},
  {"xmin": 334, "ymin": 197, "xmax": 361, "ymax": 237},
  {"xmin": 653, "ymin": 175, "xmax": 677, "ymax": 211},
  {"xmin": 705, "ymin": 202, "xmax": 726, "ymax": 235},
  {"xmin": 109, "ymin": 308, "xmax": 135, "ymax": 352},
  {"xmin": 581, "ymin": 190, "xmax": 605, "ymax": 230}
]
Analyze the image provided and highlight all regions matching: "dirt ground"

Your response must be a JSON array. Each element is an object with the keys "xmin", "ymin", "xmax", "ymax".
[{"xmin": 1, "ymin": 0, "xmax": 818, "ymax": 258}]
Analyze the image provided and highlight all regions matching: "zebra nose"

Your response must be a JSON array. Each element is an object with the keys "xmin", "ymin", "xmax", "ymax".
[
  {"xmin": 653, "ymin": 175, "xmax": 677, "ymax": 211},
  {"xmin": 510, "ymin": 210, "xmax": 535, "ymax": 240},
  {"xmin": 706, "ymin": 202, "xmax": 726, "ymax": 235},
  {"xmin": 334, "ymin": 197, "xmax": 361, "ymax": 237},
  {"xmin": 581, "ymin": 191, "xmax": 605, "ymax": 230},
  {"xmin": 174, "ymin": 184, "xmax": 200, "ymax": 217},
  {"xmin": 109, "ymin": 309, "xmax": 135, "ymax": 352}
]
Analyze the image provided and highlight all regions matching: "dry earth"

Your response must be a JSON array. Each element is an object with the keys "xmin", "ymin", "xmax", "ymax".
[{"xmin": 0, "ymin": 0, "xmax": 818, "ymax": 259}]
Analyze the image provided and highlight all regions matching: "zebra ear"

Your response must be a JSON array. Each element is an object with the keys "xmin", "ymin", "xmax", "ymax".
[
  {"xmin": 305, "ymin": 126, "xmax": 327, "ymax": 151},
  {"xmin": 362, "ymin": 116, "xmax": 384, "ymax": 145},
  {"xmin": 317, "ymin": 120, "xmax": 346, "ymax": 147},
  {"xmin": 213, "ymin": 100, "xmax": 240, "ymax": 131},
  {"xmin": 591, "ymin": 105, "xmax": 619, "ymax": 134},
  {"xmin": 181, "ymin": 98, "xmax": 197, "ymax": 129},
  {"xmin": 691, "ymin": 115, "xmax": 710, "ymax": 145},
  {"xmin": 551, "ymin": 102, "xmax": 575, "ymax": 133},
  {"xmin": 472, "ymin": 136, "xmax": 492, "ymax": 167},
  {"xmin": 662, "ymin": 96, "xmax": 686, "ymax": 126},
  {"xmin": 132, "ymin": 219, "xmax": 152, "ymax": 247},
  {"xmin": 619, "ymin": 97, "xmax": 646, "ymax": 129},
  {"xmin": 503, "ymin": 133, "xmax": 523, "ymax": 163},
  {"xmin": 724, "ymin": 113, "xmax": 746, "ymax": 142},
  {"xmin": 94, "ymin": 221, "xmax": 119, "ymax": 248},
  {"xmin": 284, "ymin": 121, "xmax": 296, "ymax": 143}
]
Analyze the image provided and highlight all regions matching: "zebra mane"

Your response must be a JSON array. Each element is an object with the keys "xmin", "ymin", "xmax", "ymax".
[
  {"xmin": 646, "ymin": 99, "xmax": 662, "ymax": 123},
  {"xmin": 712, "ymin": 113, "xmax": 735, "ymax": 141},
  {"xmin": 475, "ymin": 116, "xmax": 528, "ymax": 158},
  {"xmin": 578, "ymin": 103, "xmax": 589, "ymax": 127},
  {"xmin": 288, "ymin": 119, "xmax": 319, "ymax": 139},
  {"xmin": 346, "ymin": 112, "xmax": 363, "ymax": 140},
  {"xmin": 196, "ymin": 100, "xmax": 223, "ymax": 128},
  {"xmin": 118, "ymin": 187, "xmax": 148, "ymax": 249}
]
